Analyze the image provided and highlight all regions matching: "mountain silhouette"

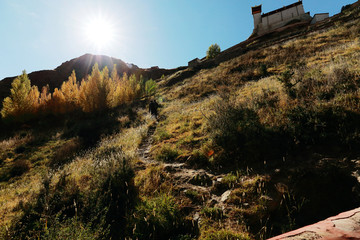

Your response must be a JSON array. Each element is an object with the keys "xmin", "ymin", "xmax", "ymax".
[{"xmin": 0, "ymin": 54, "xmax": 182, "ymax": 102}]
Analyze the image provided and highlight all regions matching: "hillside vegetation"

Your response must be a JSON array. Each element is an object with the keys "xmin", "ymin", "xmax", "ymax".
[{"xmin": 1, "ymin": 3, "xmax": 360, "ymax": 239}]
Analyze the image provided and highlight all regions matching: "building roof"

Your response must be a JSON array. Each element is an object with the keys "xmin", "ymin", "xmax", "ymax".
[
  {"xmin": 262, "ymin": 1, "xmax": 303, "ymax": 17},
  {"xmin": 252, "ymin": 5, "xmax": 262, "ymax": 14}
]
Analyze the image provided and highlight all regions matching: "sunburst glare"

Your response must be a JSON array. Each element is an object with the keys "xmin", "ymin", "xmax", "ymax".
[{"xmin": 83, "ymin": 15, "xmax": 116, "ymax": 51}]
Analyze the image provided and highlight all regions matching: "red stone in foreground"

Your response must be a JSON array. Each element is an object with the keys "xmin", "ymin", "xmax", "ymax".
[{"xmin": 268, "ymin": 208, "xmax": 360, "ymax": 240}]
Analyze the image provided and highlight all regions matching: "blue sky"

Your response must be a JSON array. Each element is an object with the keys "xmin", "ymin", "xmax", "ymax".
[{"xmin": 0, "ymin": 0, "xmax": 356, "ymax": 80}]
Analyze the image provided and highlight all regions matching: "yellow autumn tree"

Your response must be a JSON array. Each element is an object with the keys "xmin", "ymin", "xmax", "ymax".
[
  {"xmin": 39, "ymin": 85, "xmax": 52, "ymax": 113},
  {"xmin": 27, "ymin": 86, "xmax": 40, "ymax": 115},
  {"xmin": 107, "ymin": 65, "xmax": 119, "ymax": 108},
  {"xmin": 51, "ymin": 88, "xmax": 66, "ymax": 114},
  {"xmin": 1, "ymin": 71, "xmax": 40, "ymax": 121},
  {"xmin": 60, "ymin": 70, "xmax": 79, "ymax": 112},
  {"xmin": 78, "ymin": 64, "xmax": 113, "ymax": 112},
  {"xmin": 100, "ymin": 66, "xmax": 112, "ymax": 109},
  {"xmin": 115, "ymin": 72, "xmax": 129, "ymax": 104}
]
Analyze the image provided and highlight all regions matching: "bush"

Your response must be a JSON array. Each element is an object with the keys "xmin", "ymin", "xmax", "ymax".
[
  {"xmin": 277, "ymin": 67, "xmax": 297, "ymax": 99},
  {"xmin": 206, "ymin": 44, "xmax": 221, "ymax": 59},
  {"xmin": 208, "ymin": 98, "xmax": 286, "ymax": 167}
]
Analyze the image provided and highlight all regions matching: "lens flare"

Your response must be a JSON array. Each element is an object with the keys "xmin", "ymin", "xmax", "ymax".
[{"xmin": 83, "ymin": 15, "xmax": 116, "ymax": 51}]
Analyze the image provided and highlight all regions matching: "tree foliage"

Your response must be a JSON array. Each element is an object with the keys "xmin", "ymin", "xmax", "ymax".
[
  {"xmin": 206, "ymin": 43, "xmax": 221, "ymax": 59},
  {"xmin": 1, "ymin": 64, "xmax": 157, "ymax": 121},
  {"xmin": 1, "ymin": 71, "xmax": 40, "ymax": 121}
]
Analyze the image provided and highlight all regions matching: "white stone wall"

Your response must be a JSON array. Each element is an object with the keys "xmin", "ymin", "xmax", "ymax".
[
  {"xmin": 311, "ymin": 13, "xmax": 329, "ymax": 24},
  {"xmin": 266, "ymin": 5, "xmax": 303, "ymax": 26},
  {"xmin": 253, "ymin": 3, "xmax": 310, "ymax": 35},
  {"xmin": 253, "ymin": 13, "xmax": 262, "ymax": 27},
  {"xmin": 297, "ymin": 5, "xmax": 305, "ymax": 15}
]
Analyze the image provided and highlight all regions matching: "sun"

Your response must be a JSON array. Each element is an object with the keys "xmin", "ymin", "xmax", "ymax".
[{"xmin": 84, "ymin": 16, "xmax": 116, "ymax": 50}]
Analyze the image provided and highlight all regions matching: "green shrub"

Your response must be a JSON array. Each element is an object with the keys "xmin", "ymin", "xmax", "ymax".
[
  {"xmin": 277, "ymin": 67, "xmax": 297, "ymax": 99},
  {"xmin": 206, "ymin": 44, "xmax": 221, "ymax": 59}
]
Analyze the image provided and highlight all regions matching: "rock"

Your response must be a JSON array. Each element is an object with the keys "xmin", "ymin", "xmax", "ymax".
[
  {"xmin": 193, "ymin": 212, "xmax": 200, "ymax": 223},
  {"xmin": 220, "ymin": 190, "xmax": 232, "ymax": 203}
]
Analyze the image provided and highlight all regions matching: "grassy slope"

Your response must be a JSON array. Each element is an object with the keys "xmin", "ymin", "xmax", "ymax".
[
  {"xmin": 151, "ymin": 4, "xmax": 360, "ymax": 238},
  {"xmin": 0, "ymin": 4, "xmax": 360, "ymax": 239},
  {"xmin": 156, "ymin": 5, "xmax": 360, "ymax": 163}
]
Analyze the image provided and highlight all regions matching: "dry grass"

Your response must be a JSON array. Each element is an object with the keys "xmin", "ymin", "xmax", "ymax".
[
  {"xmin": 0, "ymin": 167, "xmax": 43, "ymax": 227},
  {"xmin": 135, "ymin": 164, "xmax": 172, "ymax": 196},
  {"xmin": 0, "ymin": 131, "xmax": 69, "ymax": 227},
  {"xmin": 0, "ymin": 133, "xmax": 33, "ymax": 153},
  {"xmin": 61, "ymin": 112, "xmax": 153, "ymax": 191},
  {"xmin": 152, "ymin": 97, "xmax": 217, "ymax": 163}
]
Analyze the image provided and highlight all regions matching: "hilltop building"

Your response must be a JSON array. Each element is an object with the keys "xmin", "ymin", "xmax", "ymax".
[
  {"xmin": 251, "ymin": 1, "xmax": 328, "ymax": 36},
  {"xmin": 187, "ymin": 1, "xmax": 331, "ymax": 67}
]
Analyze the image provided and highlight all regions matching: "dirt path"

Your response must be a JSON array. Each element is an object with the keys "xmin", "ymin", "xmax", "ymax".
[{"xmin": 137, "ymin": 121, "xmax": 230, "ymax": 218}]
